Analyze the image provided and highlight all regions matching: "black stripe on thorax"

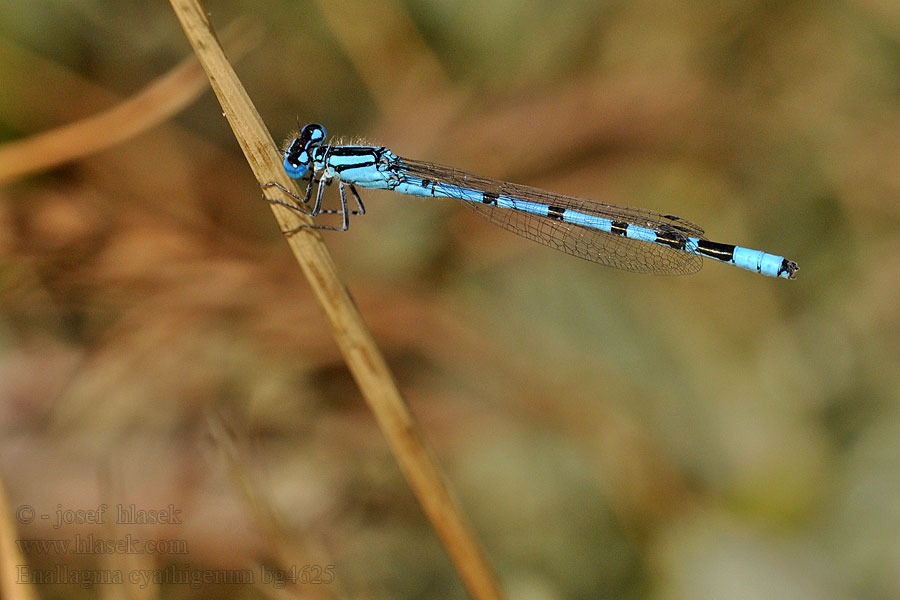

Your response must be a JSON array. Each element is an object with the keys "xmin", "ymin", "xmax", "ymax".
[
  {"xmin": 330, "ymin": 147, "xmax": 380, "ymax": 156},
  {"xmin": 314, "ymin": 146, "xmax": 379, "ymax": 174},
  {"xmin": 332, "ymin": 160, "xmax": 378, "ymax": 173}
]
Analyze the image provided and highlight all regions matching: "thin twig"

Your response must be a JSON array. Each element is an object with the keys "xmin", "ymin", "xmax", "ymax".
[
  {"xmin": 0, "ymin": 19, "xmax": 259, "ymax": 184},
  {"xmin": 167, "ymin": 1, "xmax": 504, "ymax": 598}
]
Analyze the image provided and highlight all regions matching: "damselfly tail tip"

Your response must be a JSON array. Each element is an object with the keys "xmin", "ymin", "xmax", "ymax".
[{"xmin": 781, "ymin": 259, "xmax": 799, "ymax": 280}]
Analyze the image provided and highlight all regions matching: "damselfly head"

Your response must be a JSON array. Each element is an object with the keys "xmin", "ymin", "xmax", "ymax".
[
  {"xmin": 298, "ymin": 123, "xmax": 326, "ymax": 148},
  {"xmin": 281, "ymin": 124, "xmax": 327, "ymax": 179}
]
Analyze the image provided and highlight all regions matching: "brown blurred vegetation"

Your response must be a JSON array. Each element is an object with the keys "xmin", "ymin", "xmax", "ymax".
[{"xmin": 1, "ymin": 0, "xmax": 900, "ymax": 598}]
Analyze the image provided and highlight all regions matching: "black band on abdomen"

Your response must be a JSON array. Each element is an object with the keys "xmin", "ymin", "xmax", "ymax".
[{"xmin": 696, "ymin": 239, "xmax": 736, "ymax": 262}]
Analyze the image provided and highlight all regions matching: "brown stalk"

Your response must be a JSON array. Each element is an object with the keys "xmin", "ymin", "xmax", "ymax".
[{"xmin": 167, "ymin": 1, "xmax": 504, "ymax": 598}]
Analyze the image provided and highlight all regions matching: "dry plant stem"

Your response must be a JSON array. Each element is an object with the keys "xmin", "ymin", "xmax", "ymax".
[{"xmin": 167, "ymin": 2, "xmax": 504, "ymax": 599}]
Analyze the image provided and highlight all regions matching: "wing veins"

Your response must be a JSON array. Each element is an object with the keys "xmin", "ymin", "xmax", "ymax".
[{"xmin": 398, "ymin": 157, "xmax": 704, "ymax": 275}]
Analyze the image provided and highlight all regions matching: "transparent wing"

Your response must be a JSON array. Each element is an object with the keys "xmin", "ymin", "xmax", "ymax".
[{"xmin": 398, "ymin": 157, "xmax": 706, "ymax": 275}]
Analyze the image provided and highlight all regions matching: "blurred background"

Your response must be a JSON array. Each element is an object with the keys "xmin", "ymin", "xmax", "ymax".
[{"xmin": 1, "ymin": 0, "xmax": 899, "ymax": 598}]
